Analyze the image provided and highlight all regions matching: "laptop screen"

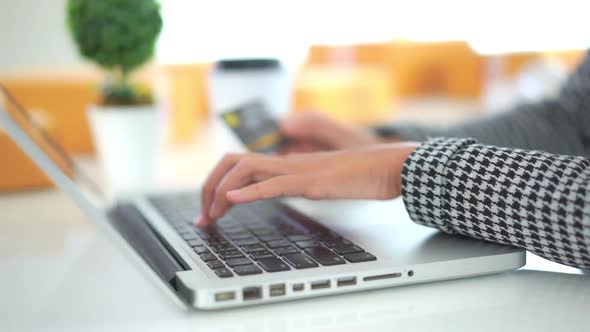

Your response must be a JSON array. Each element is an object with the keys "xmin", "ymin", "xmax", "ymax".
[{"xmin": 0, "ymin": 83, "xmax": 106, "ymax": 203}]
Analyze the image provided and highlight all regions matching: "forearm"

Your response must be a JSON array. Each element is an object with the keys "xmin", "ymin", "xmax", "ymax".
[{"xmin": 401, "ymin": 138, "xmax": 590, "ymax": 269}]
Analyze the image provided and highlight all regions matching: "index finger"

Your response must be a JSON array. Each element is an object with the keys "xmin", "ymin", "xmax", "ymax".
[{"xmin": 198, "ymin": 153, "xmax": 243, "ymax": 224}]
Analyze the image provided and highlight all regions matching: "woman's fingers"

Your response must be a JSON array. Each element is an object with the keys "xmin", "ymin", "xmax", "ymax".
[
  {"xmin": 200, "ymin": 153, "xmax": 243, "ymax": 222},
  {"xmin": 226, "ymin": 175, "xmax": 311, "ymax": 204},
  {"xmin": 207, "ymin": 156, "xmax": 290, "ymax": 221},
  {"xmin": 198, "ymin": 143, "xmax": 419, "ymax": 227}
]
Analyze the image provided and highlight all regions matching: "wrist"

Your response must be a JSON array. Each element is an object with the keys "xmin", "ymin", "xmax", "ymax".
[{"xmin": 390, "ymin": 142, "xmax": 420, "ymax": 197}]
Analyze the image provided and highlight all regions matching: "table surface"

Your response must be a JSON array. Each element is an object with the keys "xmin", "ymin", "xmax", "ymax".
[{"xmin": 1, "ymin": 100, "xmax": 589, "ymax": 332}]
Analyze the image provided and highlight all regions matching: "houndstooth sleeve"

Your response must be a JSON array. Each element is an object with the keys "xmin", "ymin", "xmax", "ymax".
[{"xmin": 402, "ymin": 137, "xmax": 590, "ymax": 269}]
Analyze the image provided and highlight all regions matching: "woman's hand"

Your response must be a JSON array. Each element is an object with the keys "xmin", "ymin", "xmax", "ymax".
[
  {"xmin": 280, "ymin": 112, "xmax": 385, "ymax": 153},
  {"xmin": 197, "ymin": 142, "xmax": 420, "ymax": 226}
]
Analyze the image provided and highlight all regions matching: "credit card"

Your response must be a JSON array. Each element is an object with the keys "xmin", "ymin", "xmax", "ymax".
[{"xmin": 219, "ymin": 100, "xmax": 288, "ymax": 154}]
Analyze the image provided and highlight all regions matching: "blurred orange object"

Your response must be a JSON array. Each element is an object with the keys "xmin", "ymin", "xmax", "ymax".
[
  {"xmin": 385, "ymin": 40, "xmax": 484, "ymax": 98},
  {"xmin": 0, "ymin": 109, "xmax": 66, "ymax": 191},
  {"xmin": 159, "ymin": 63, "xmax": 210, "ymax": 143},
  {"xmin": 294, "ymin": 66, "xmax": 395, "ymax": 125},
  {"xmin": 306, "ymin": 41, "xmax": 485, "ymax": 99},
  {"xmin": 503, "ymin": 52, "xmax": 541, "ymax": 77},
  {"xmin": 0, "ymin": 69, "xmax": 155, "ymax": 153},
  {"xmin": 1, "ymin": 73, "xmax": 100, "ymax": 153}
]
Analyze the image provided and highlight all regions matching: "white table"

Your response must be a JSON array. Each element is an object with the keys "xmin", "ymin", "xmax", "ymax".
[
  {"xmin": 1, "ymin": 187, "xmax": 588, "ymax": 332},
  {"xmin": 1, "ymin": 101, "xmax": 589, "ymax": 332}
]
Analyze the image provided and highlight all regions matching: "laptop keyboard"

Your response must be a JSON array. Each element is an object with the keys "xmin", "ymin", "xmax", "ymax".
[{"xmin": 149, "ymin": 193, "xmax": 376, "ymax": 278}]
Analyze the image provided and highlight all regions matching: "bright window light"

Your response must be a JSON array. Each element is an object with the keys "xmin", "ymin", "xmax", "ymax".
[{"xmin": 157, "ymin": 0, "xmax": 590, "ymax": 65}]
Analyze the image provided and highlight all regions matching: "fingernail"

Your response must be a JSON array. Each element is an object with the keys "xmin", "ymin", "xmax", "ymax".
[
  {"xmin": 195, "ymin": 214, "xmax": 206, "ymax": 227},
  {"xmin": 227, "ymin": 190, "xmax": 240, "ymax": 201}
]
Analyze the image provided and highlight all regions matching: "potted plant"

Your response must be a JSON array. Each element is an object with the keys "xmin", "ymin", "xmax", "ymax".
[{"xmin": 67, "ymin": 0, "xmax": 163, "ymax": 194}]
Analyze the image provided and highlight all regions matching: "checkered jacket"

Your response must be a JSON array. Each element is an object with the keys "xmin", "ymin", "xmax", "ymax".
[{"xmin": 378, "ymin": 52, "xmax": 590, "ymax": 269}]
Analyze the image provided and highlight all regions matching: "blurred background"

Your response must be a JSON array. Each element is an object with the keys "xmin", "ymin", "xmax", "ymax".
[{"xmin": 1, "ymin": 0, "xmax": 588, "ymax": 191}]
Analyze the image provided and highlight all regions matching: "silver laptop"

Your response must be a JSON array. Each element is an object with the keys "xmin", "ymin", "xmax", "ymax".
[{"xmin": 0, "ymin": 85, "xmax": 525, "ymax": 310}]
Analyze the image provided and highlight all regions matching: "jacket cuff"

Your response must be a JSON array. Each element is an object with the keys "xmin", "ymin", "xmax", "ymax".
[{"xmin": 401, "ymin": 137, "xmax": 476, "ymax": 233}]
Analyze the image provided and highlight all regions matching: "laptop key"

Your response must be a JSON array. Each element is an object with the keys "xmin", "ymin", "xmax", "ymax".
[
  {"xmin": 322, "ymin": 238, "xmax": 351, "ymax": 248},
  {"xmin": 283, "ymin": 253, "xmax": 319, "ymax": 269},
  {"xmin": 226, "ymin": 232, "xmax": 253, "ymax": 240},
  {"xmin": 207, "ymin": 260, "xmax": 226, "ymax": 269},
  {"xmin": 332, "ymin": 244, "xmax": 364, "ymax": 255},
  {"xmin": 273, "ymin": 246, "xmax": 300, "ymax": 256},
  {"xmin": 250, "ymin": 251, "xmax": 275, "ymax": 260},
  {"xmin": 247, "ymin": 224, "xmax": 273, "ymax": 232},
  {"xmin": 304, "ymin": 247, "xmax": 346, "ymax": 266},
  {"xmin": 197, "ymin": 232, "xmax": 212, "ymax": 240},
  {"xmin": 214, "ymin": 267, "xmax": 234, "ymax": 278},
  {"xmin": 219, "ymin": 250, "xmax": 245, "ymax": 260},
  {"xmin": 193, "ymin": 246, "xmax": 210, "ymax": 254},
  {"xmin": 266, "ymin": 240, "xmax": 292, "ymax": 249},
  {"xmin": 210, "ymin": 244, "xmax": 236, "ymax": 252},
  {"xmin": 251, "ymin": 229, "xmax": 277, "ymax": 237},
  {"xmin": 294, "ymin": 240, "xmax": 321, "ymax": 249},
  {"xmin": 219, "ymin": 225, "xmax": 245, "ymax": 232},
  {"xmin": 287, "ymin": 235, "xmax": 315, "ymax": 242},
  {"xmin": 206, "ymin": 239, "xmax": 229, "ymax": 246},
  {"xmin": 257, "ymin": 234, "xmax": 284, "ymax": 242},
  {"xmin": 226, "ymin": 257, "xmax": 254, "ymax": 267},
  {"xmin": 280, "ymin": 228, "xmax": 305, "ymax": 236},
  {"xmin": 200, "ymin": 253, "xmax": 217, "ymax": 262},
  {"xmin": 343, "ymin": 252, "xmax": 377, "ymax": 263},
  {"xmin": 233, "ymin": 264, "xmax": 263, "ymax": 276},
  {"xmin": 241, "ymin": 244, "xmax": 267, "ymax": 253},
  {"xmin": 258, "ymin": 257, "xmax": 291, "ymax": 272},
  {"xmin": 217, "ymin": 246, "xmax": 240, "ymax": 255},
  {"xmin": 234, "ymin": 238, "xmax": 260, "ymax": 246}
]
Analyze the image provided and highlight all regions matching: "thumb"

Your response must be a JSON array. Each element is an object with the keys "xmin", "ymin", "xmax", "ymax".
[
  {"xmin": 280, "ymin": 112, "xmax": 310, "ymax": 138},
  {"xmin": 281, "ymin": 112, "xmax": 343, "ymax": 147}
]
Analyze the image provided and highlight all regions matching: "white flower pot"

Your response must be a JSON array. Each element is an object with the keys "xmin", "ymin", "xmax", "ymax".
[{"xmin": 87, "ymin": 104, "xmax": 160, "ymax": 195}]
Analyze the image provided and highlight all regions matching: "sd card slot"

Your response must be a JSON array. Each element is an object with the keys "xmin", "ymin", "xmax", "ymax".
[{"xmin": 363, "ymin": 273, "xmax": 402, "ymax": 282}]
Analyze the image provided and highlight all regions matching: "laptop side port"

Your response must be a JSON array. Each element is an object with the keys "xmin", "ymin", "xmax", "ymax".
[
  {"xmin": 363, "ymin": 273, "xmax": 402, "ymax": 282},
  {"xmin": 243, "ymin": 287, "xmax": 262, "ymax": 301},
  {"xmin": 336, "ymin": 276, "xmax": 357, "ymax": 287},
  {"xmin": 292, "ymin": 283, "xmax": 305, "ymax": 292},
  {"xmin": 269, "ymin": 284, "xmax": 286, "ymax": 297},
  {"xmin": 311, "ymin": 280, "xmax": 331, "ymax": 290},
  {"xmin": 215, "ymin": 291, "xmax": 236, "ymax": 302}
]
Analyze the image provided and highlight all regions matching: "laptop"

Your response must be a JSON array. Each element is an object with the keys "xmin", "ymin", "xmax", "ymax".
[{"xmin": 0, "ymin": 85, "xmax": 525, "ymax": 310}]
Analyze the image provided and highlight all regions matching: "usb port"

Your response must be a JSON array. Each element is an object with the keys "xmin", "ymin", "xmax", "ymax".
[
  {"xmin": 311, "ymin": 280, "xmax": 330, "ymax": 290},
  {"xmin": 292, "ymin": 283, "xmax": 304, "ymax": 292},
  {"xmin": 215, "ymin": 291, "xmax": 236, "ymax": 302},
  {"xmin": 242, "ymin": 287, "xmax": 262, "ymax": 301},
  {"xmin": 336, "ymin": 276, "xmax": 357, "ymax": 287},
  {"xmin": 270, "ymin": 284, "xmax": 286, "ymax": 297}
]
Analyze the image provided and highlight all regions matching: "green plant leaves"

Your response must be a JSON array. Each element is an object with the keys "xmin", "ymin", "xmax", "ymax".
[
  {"xmin": 67, "ymin": 0, "xmax": 162, "ymax": 73},
  {"xmin": 67, "ymin": 0, "xmax": 162, "ymax": 105}
]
